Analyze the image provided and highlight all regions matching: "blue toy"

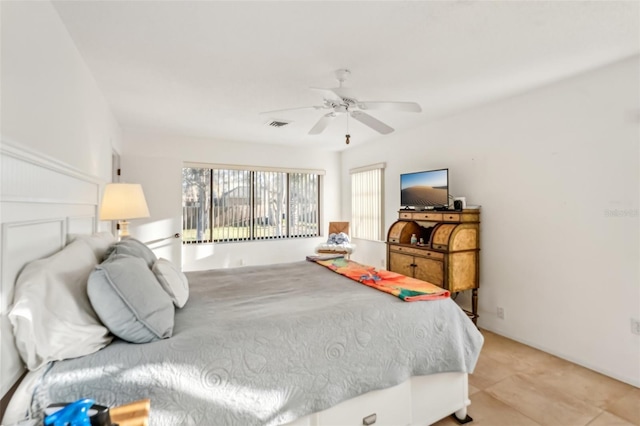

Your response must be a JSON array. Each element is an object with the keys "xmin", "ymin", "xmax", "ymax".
[{"xmin": 43, "ymin": 398, "xmax": 94, "ymax": 426}]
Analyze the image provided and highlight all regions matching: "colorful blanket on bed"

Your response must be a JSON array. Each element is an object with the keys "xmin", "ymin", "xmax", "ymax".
[{"xmin": 307, "ymin": 255, "xmax": 450, "ymax": 301}]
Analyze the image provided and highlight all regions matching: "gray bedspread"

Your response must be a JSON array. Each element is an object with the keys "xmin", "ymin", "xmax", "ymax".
[{"xmin": 31, "ymin": 261, "xmax": 483, "ymax": 425}]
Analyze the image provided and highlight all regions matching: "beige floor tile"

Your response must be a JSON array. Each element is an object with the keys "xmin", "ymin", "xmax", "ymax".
[
  {"xmin": 606, "ymin": 387, "xmax": 640, "ymax": 425},
  {"xmin": 469, "ymin": 348, "xmax": 523, "ymax": 390},
  {"xmin": 587, "ymin": 411, "xmax": 637, "ymax": 426},
  {"xmin": 485, "ymin": 374, "xmax": 602, "ymax": 426},
  {"xmin": 452, "ymin": 330, "xmax": 638, "ymax": 426},
  {"xmin": 432, "ymin": 391, "xmax": 541, "ymax": 426},
  {"xmin": 479, "ymin": 330, "xmax": 574, "ymax": 374},
  {"xmin": 519, "ymin": 362, "xmax": 635, "ymax": 410}
]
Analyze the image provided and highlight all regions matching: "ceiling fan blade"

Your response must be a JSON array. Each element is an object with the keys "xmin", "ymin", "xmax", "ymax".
[
  {"xmin": 350, "ymin": 111, "xmax": 394, "ymax": 134},
  {"xmin": 310, "ymin": 87, "xmax": 343, "ymax": 104},
  {"xmin": 357, "ymin": 101, "xmax": 422, "ymax": 113},
  {"xmin": 260, "ymin": 105, "xmax": 324, "ymax": 115},
  {"xmin": 308, "ymin": 113, "xmax": 336, "ymax": 135}
]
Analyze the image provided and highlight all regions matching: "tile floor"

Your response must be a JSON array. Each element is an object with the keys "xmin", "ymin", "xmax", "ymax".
[{"xmin": 433, "ymin": 330, "xmax": 640, "ymax": 426}]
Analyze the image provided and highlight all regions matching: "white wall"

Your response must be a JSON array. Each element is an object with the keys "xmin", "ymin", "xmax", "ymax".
[
  {"xmin": 0, "ymin": 0, "xmax": 123, "ymax": 398},
  {"xmin": 1, "ymin": 1, "xmax": 122, "ymax": 182},
  {"xmin": 341, "ymin": 56, "xmax": 640, "ymax": 387},
  {"xmin": 121, "ymin": 130, "xmax": 342, "ymax": 269}
]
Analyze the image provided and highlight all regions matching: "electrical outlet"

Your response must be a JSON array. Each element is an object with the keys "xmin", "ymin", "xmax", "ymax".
[
  {"xmin": 631, "ymin": 318, "xmax": 640, "ymax": 336},
  {"xmin": 497, "ymin": 307, "xmax": 504, "ymax": 319}
]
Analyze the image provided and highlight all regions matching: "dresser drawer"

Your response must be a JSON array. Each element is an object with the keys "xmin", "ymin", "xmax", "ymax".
[
  {"xmin": 442, "ymin": 213, "xmax": 460, "ymax": 222},
  {"xmin": 390, "ymin": 245, "xmax": 444, "ymax": 260},
  {"xmin": 390, "ymin": 245, "xmax": 421, "ymax": 256},
  {"xmin": 412, "ymin": 212, "xmax": 443, "ymax": 221},
  {"xmin": 420, "ymin": 250, "xmax": 444, "ymax": 260}
]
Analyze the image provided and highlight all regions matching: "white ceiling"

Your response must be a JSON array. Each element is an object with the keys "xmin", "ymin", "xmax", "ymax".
[{"xmin": 51, "ymin": 1, "xmax": 639, "ymax": 151}]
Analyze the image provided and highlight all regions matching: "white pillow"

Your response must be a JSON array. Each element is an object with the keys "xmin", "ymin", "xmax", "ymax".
[
  {"xmin": 8, "ymin": 239, "xmax": 113, "ymax": 370},
  {"xmin": 152, "ymin": 258, "xmax": 189, "ymax": 308},
  {"xmin": 68, "ymin": 231, "xmax": 117, "ymax": 262}
]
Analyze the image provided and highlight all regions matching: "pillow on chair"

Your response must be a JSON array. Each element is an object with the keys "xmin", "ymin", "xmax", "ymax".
[
  {"xmin": 316, "ymin": 222, "xmax": 356, "ymax": 256},
  {"xmin": 327, "ymin": 232, "xmax": 350, "ymax": 245}
]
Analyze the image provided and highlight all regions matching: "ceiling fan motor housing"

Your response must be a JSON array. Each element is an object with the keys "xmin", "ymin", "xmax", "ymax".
[{"xmin": 335, "ymin": 68, "xmax": 351, "ymax": 83}]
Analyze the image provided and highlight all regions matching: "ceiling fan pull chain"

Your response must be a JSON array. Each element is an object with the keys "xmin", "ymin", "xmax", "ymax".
[
  {"xmin": 345, "ymin": 108, "xmax": 351, "ymax": 145},
  {"xmin": 347, "ymin": 109, "xmax": 350, "ymax": 133}
]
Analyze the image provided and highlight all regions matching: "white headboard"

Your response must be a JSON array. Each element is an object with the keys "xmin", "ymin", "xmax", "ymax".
[{"xmin": 0, "ymin": 141, "xmax": 102, "ymax": 400}]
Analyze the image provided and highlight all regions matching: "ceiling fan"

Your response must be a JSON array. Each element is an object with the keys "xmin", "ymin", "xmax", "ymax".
[{"xmin": 262, "ymin": 69, "xmax": 422, "ymax": 143}]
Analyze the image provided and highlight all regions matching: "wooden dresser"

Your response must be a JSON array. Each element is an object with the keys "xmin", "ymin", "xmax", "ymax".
[{"xmin": 386, "ymin": 209, "xmax": 480, "ymax": 324}]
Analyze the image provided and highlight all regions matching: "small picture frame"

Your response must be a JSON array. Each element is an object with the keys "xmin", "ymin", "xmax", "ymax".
[{"xmin": 453, "ymin": 197, "xmax": 466, "ymax": 210}]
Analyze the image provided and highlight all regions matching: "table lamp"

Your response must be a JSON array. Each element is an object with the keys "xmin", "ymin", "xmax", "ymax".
[{"xmin": 99, "ymin": 183, "xmax": 150, "ymax": 239}]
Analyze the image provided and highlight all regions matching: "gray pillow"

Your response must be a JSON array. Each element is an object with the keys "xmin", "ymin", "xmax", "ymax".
[
  {"xmin": 88, "ymin": 254, "xmax": 174, "ymax": 343},
  {"xmin": 104, "ymin": 238, "xmax": 157, "ymax": 268}
]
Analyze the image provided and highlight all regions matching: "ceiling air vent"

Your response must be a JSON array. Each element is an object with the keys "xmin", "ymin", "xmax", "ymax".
[{"xmin": 265, "ymin": 119, "xmax": 291, "ymax": 128}]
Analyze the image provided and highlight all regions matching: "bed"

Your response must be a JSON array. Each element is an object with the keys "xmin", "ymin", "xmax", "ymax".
[{"xmin": 0, "ymin": 142, "xmax": 483, "ymax": 426}]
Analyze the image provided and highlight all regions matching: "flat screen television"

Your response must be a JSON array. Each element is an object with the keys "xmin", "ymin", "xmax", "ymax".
[{"xmin": 400, "ymin": 168, "xmax": 449, "ymax": 209}]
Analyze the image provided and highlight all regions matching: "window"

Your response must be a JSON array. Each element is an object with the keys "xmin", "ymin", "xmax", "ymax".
[
  {"xmin": 351, "ymin": 163, "xmax": 385, "ymax": 241},
  {"xmin": 182, "ymin": 165, "xmax": 321, "ymax": 243}
]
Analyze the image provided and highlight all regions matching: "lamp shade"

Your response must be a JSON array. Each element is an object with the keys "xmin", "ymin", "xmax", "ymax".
[{"xmin": 99, "ymin": 183, "xmax": 150, "ymax": 221}]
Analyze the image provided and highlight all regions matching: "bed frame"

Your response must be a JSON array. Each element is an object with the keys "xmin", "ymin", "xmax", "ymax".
[{"xmin": 0, "ymin": 141, "xmax": 471, "ymax": 425}]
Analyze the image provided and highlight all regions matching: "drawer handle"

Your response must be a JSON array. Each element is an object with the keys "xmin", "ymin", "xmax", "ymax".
[{"xmin": 363, "ymin": 413, "xmax": 377, "ymax": 425}]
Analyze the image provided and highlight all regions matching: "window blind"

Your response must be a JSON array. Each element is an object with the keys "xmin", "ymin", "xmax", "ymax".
[
  {"xmin": 350, "ymin": 163, "xmax": 385, "ymax": 241},
  {"xmin": 183, "ymin": 165, "xmax": 320, "ymax": 243}
]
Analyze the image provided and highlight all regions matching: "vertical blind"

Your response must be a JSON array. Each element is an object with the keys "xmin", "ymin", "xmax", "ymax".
[
  {"xmin": 290, "ymin": 173, "xmax": 319, "ymax": 237},
  {"xmin": 182, "ymin": 165, "xmax": 321, "ymax": 243},
  {"xmin": 351, "ymin": 163, "xmax": 385, "ymax": 241},
  {"xmin": 253, "ymin": 170, "xmax": 287, "ymax": 240},
  {"xmin": 213, "ymin": 168, "xmax": 251, "ymax": 241}
]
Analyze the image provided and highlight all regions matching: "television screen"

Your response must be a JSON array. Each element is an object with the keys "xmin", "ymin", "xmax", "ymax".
[{"xmin": 400, "ymin": 168, "xmax": 449, "ymax": 208}]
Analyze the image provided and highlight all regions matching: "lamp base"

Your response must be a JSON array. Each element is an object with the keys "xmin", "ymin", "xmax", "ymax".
[{"xmin": 118, "ymin": 220, "xmax": 131, "ymax": 240}]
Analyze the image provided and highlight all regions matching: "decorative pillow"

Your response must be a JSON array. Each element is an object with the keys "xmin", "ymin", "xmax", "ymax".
[
  {"xmin": 8, "ymin": 240, "xmax": 113, "ymax": 370},
  {"xmin": 88, "ymin": 254, "xmax": 174, "ymax": 343},
  {"xmin": 327, "ymin": 232, "xmax": 350, "ymax": 244},
  {"xmin": 104, "ymin": 238, "xmax": 156, "ymax": 268},
  {"xmin": 152, "ymin": 258, "xmax": 189, "ymax": 308}
]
